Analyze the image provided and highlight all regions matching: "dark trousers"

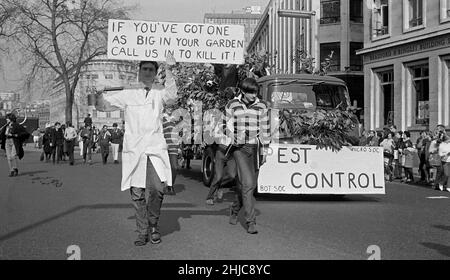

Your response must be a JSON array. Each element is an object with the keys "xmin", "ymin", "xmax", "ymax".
[
  {"xmin": 231, "ymin": 145, "xmax": 257, "ymax": 225},
  {"xmin": 130, "ymin": 158, "xmax": 165, "ymax": 237},
  {"xmin": 206, "ymin": 148, "xmax": 238, "ymax": 200},
  {"xmin": 83, "ymin": 140, "xmax": 92, "ymax": 162},
  {"xmin": 65, "ymin": 140, "xmax": 75, "ymax": 164},
  {"xmin": 168, "ymin": 153, "xmax": 178, "ymax": 186},
  {"xmin": 51, "ymin": 143, "xmax": 63, "ymax": 163},
  {"xmin": 418, "ymin": 153, "xmax": 430, "ymax": 181},
  {"xmin": 100, "ymin": 143, "xmax": 109, "ymax": 164},
  {"xmin": 404, "ymin": 167, "xmax": 414, "ymax": 181}
]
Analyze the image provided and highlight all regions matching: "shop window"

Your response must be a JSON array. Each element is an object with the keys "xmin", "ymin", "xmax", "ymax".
[
  {"xmin": 350, "ymin": 0, "xmax": 363, "ymax": 23},
  {"xmin": 378, "ymin": 70, "xmax": 394, "ymax": 126},
  {"xmin": 372, "ymin": 0, "xmax": 390, "ymax": 38},
  {"xmin": 91, "ymin": 74, "xmax": 99, "ymax": 80},
  {"xmin": 320, "ymin": 43, "xmax": 340, "ymax": 72},
  {"xmin": 320, "ymin": 0, "xmax": 341, "ymax": 24},
  {"xmin": 410, "ymin": 64, "xmax": 429, "ymax": 126},
  {"xmin": 350, "ymin": 42, "xmax": 363, "ymax": 71},
  {"xmin": 105, "ymin": 74, "xmax": 113, "ymax": 79}
]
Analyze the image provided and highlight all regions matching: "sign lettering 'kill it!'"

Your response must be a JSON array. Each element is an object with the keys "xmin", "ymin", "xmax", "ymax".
[{"xmin": 107, "ymin": 19, "xmax": 245, "ymax": 64}]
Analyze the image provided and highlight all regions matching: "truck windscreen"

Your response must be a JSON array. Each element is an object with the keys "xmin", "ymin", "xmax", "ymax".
[{"xmin": 269, "ymin": 83, "xmax": 349, "ymax": 110}]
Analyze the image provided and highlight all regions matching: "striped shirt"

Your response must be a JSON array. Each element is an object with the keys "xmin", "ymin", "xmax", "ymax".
[
  {"xmin": 225, "ymin": 96, "xmax": 271, "ymax": 145},
  {"xmin": 163, "ymin": 117, "xmax": 179, "ymax": 155}
]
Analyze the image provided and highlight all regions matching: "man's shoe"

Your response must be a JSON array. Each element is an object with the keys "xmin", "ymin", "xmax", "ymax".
[
  {"xmin": 13, "ymin": 168, "xmax": 18, "ymax": 176},
  {"xmin": 206, "ymin": 199, "xmax": 214, "ymax": 205},
  {"xmin": 134, "ymin": 235, "xmax": 148, "ymax": 246},
  {"xmin": 149, "ymin": 227, "xmax": 161, "ymax": 244},
  {"xmin": 114, "ymin": 160, "xmax": 119, "ymax": 164},
  {"xmin": 229, "ymin": 213, "xmax": 238, "ymax": 225},
  {"xmin": 8, "ymin": 171, "xmax": 15, "ymax": 177},
  {"xmin": 247, "ymin": 223, "xmax": 258, "ymax": 234}
]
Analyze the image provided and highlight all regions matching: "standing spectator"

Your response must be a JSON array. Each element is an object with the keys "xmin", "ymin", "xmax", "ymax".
[
  {"xmin": 84, "ymin": 114, "xmax": 92, "ymax": 128},
  {"xmin": 80, "ymin": 125, "xmax": 94, "ymax": 164},
  {"xmin": 64, "ymin": 122, "xmax": 77, "ymax": 165},
  {"xmin": 416, "ymin": 130, "xmax": 431, "ymax": 183},
  {"xmin": 380, "ymin": 132, "xmax": 395, "ymax": 181},
  {"xmin": 438, "ymin": 133, "xmax": 450, "ymax": 192},
  {"xmin": 50, "ymin": 122, "xmax": 64, "ymax": 164},
  {"xmin": 366, "ymin": 130, "xmax": 379, "ymax": 146},
  {"xmin": 91, "ymin": 126, "xmax": 99, "ymax": 153},
  {"xmin": 99, "ymin": 125, "xmax": 112, "ymax": 164},
  {"xmin": 429, "ymin": 125, "xmax": 450, "ymax": 191},
  {"xmin": 78, "ymin": 126, "xmax": 84, "ymax": 157},
  {"xmin": 402, "ymin": 131, "xmax": 415, "ymax": 183},
  {"xmin": 393, "ymin": 131, "xmax": 404, "ymax": 180},
  {"xmin": 60, "ymin": 124, "xmax": 67, "ymax": 161},
  {"xmin": 0, "ymin": 113, "xmax": 30, "ymax": 177},
  {"xmin": 32, "ymin": 128, "xmax": 40, "ymax": 148},
  {"xmin": 110, "ymin": 123, "xmax": 123, "ymax": 164},
  {"xmin": 359, "ymin": 129, "xmax": 368, "ymax": 146}
]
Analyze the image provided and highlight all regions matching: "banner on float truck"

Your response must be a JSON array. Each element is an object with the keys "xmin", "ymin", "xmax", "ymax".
[
  {"xmin": 107, "ymin": 19, "xmax": 245, "ymax": 64},
  {"xmin": 258, "ymin": 144, "xmax": 385, "ymax": 195}
]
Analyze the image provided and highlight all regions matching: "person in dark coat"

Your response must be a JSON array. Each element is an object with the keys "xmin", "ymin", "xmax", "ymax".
[
  {"xmin": 50, "ymin": 122, "xmax": 64, "ymax": 164},
  {"xmin": 99, "ymin": 125, "xmax": 112, "ymax": 164},
  {"xmin": 42, "ymin": 124, "xmax": 53, "ymax": 162},
  {"xmin": 0, "ymin": 113, "xmax": 30, "ymax": 176}
]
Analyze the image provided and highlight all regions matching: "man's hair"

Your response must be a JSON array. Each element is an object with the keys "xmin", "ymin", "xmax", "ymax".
[
  {"xmin": 67, "ymin": 122, "xmax": 72, "ymax": 127},
  {"xmin": 113, "ymin": 123, "xmax": 118, "ymax": 127},
  {"xmin": 5, "ymin": 113, "xmax": 16, "ymax": 122},
  {"xmin": 139, "ymin": 61, "xmax": 159, "ymax": 72},
  {"xmin": 87, "ymin": 114, "xmax": 91, "ymax": 117},
  {"xmin": 404, "ymin": 131, "xmax": 411, "ymax": 138},
  {"xmin": 103, "ymin": 125, "xmax": 108, "ymax": 129},
  {"xmin": 55, "ymin": 122, "xmax": 60, "ymax": 126},
  {"xmin": 239, "ymin": 78, "xmax": 259, "ymax": 94},
  {"xmin": 437, "ymin": 124, "xmax": 446, "ymax": 129}
]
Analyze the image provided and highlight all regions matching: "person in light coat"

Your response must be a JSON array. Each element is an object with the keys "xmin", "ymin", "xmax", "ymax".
[{"xmin": 94, "ymin": 54, "xmax": 177, "ymax": 246}]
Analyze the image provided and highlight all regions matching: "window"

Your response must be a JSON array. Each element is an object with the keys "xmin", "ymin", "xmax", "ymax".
[
  {"xmin": 350, "ymin": 0, "xmax": 363, "ymax": 23},
  {"xmin": 320, "ymin": 0, "xmax": 341, "ymax": 24},
  {"xmin": 119, "ymin": 74, "xmax": 126, "ymax": 80},
  {"xmin": 91, "ymin": 74, "xmax": 99, "ymax": 80},
  {"xmin": 372, "ymin": 0, "xmax": 389, "ymax": 38},
  {"xmin": 410, "ymin": 64, "xmax": 429, "ymax": 125},
  {"xmin": 105, "ymin": 74, "xmax": 113, "ymax": 79},
  {"xmin": 350, "ymin": 42, "xmax": 363, "ymax": 71},
  {"xmin": 440, "ymin": 0, "xmax": 450, "ymax": 21},
  {"xmin": 378, "ymin": 70, "xmax": 394, "ymax": 125},
  {"xmin": 320, "ymin": 43, "xmax": 340, "ymax": 72},
  {"xmin": 408, "ymin": 0, "xmax": 423, "ymax": 27}
]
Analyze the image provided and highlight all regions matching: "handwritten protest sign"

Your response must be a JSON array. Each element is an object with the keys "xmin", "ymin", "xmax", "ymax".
[
  {"xmin": 107, "ymin": 19, "xmax": 245, "ymax": 64},
  {"xmin": 258, "ymin": 144, "xmax": 385, "ymax": 195}
]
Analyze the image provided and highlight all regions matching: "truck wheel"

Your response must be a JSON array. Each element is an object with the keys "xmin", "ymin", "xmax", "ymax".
[{"xmin": 202, "ymin": 148, "xmax": 215, "ymax": 187}]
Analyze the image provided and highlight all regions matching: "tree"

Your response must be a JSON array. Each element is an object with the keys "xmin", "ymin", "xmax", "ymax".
[{"xmin": 2, "ymin": 0, "xmax": 133, "ymax": 124}]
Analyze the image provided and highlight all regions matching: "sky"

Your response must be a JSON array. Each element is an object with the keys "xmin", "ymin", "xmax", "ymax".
[{"xmin": 0, "ymin": 0, "xmax": 270, "ymax": 99}]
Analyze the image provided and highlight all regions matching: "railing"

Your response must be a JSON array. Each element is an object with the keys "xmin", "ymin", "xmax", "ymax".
[
  {"xmin": 409, "ymin": 17, "xmax": 423, "ymax": 27},
  {"xmin": 373, "ymin": 26, "xmax": 389, "ymax": 37}
]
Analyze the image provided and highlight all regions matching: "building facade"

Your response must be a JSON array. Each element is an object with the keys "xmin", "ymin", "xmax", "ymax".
[
  {"xmin": 247, "ymin": 0, "xmax": 365, "ymax": 117},
  {"xmin": 50, "ymin": 56, "xmax": 137, "ymax": 128},
  {"xmin": 0, "ymin": 92, "xmax": 20, "ymax": 116},
  {"xmin": 204, "ymin": 6, "xmax": 262, "ymax": 48},
  {"xmin": 357, "ymin": 0, "xmax": 450, "ymax": 137}
]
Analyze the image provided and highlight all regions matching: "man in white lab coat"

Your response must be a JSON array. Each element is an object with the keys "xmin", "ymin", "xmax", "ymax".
[{"xmin": 94, "ymin": 54, "xmax": 178, "ymax": 246}]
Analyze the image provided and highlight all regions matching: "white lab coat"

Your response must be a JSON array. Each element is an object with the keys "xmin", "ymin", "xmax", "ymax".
[{"xmin": 101, "ymin": 79, "xmax": 177, "ymax": 191}]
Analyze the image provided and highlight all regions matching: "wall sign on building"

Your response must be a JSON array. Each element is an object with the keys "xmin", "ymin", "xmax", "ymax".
[
  {"xmin": 107, "ymin": 19, "xmax": 245, "ymax": 64},
  {"xmin": 364, "ymin": 34, "xmax": 450, "ymax": 63}
]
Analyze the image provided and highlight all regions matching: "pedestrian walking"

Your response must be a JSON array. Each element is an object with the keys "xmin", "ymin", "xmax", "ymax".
[
  {"xmin": 99, "ymin": 125, "xmax": 112, "ymax": 164},
  {"xmin": 0, "ymin": 113, "xmax": 30, "ymax": 177},
  {"xmin": 42, "ymin": 124, "xmax": 53, "ymax": 162},
  {"xmin": 64, "ymin": 122, "xmax": 77, "ymax": 165},
  {"xmin": 93, "ymin": 53, "xmax": 178, "ymax": 246},
  {"xmin": 110, "ymin": 123, "xmax": 123, "ymax": 164},
  {"xmin": 225, "ymin": 77, "xmax": 270, "ymax": 234},
  {"xmin": 32, "ymin": 128, "xmax": 40, "ymax": 148},
  {"xmin": 50, "ymin": 122, "xmax": 64, "ymax": 164},
  {"xmin": 80, "ymin": 125, "xmax": 94, "ymax": 164},
  {"xmin": 162, "ymin": 111, "xmax": 179, "ymax": 195},
  {"xmin": 84, "ymin": 114, "xmax": 92, "ymax": 128}
]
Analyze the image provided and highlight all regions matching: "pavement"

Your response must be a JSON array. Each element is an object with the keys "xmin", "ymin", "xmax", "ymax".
[{"xmin": 0, "ymin": 145, "xmax": 449, "ymax": 260}]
